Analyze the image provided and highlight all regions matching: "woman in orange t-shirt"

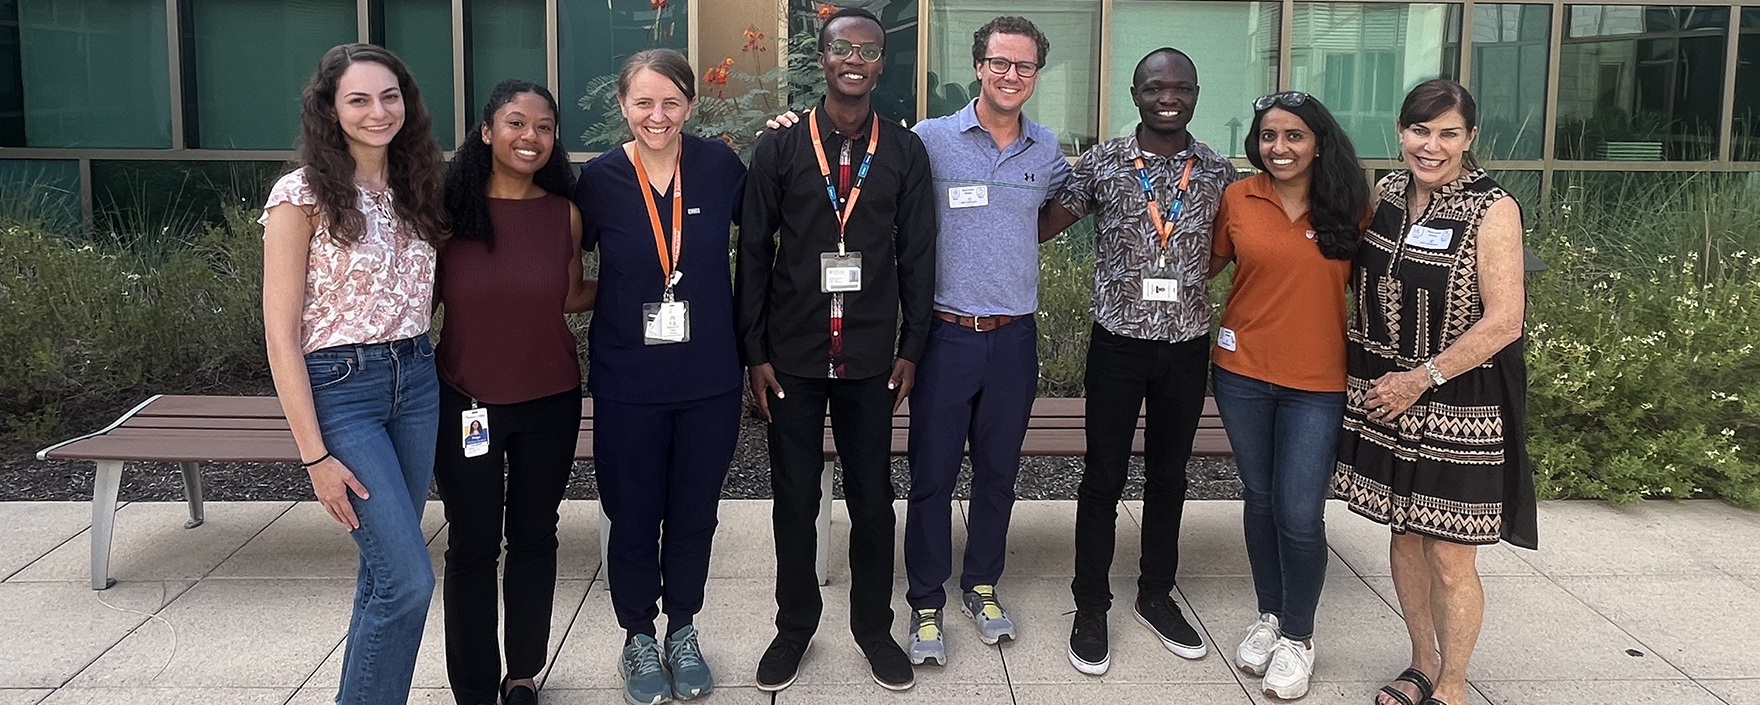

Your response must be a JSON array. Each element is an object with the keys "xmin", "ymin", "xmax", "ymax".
[{"xmin": 1205, "ymin": 92, "xmax": 1368, "ymax": 701}]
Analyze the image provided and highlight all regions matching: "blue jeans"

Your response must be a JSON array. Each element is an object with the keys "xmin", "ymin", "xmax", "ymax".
[
  {"xmin": 1211, "ymin": 365, "xmax": 1343, "ymax": 641},
  {"xmin": 307, "ymin": 335, "xmax": 439, "ymax": 705}
]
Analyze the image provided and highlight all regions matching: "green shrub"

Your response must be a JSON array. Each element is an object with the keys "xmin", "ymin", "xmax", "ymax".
[
  {"xmin": 0, "ymin": 205, "xmax": 267, "ymax": 450},
  {"xmin": 1526, "ymin": 174, "xmax": 1760, "ymax": 506}
]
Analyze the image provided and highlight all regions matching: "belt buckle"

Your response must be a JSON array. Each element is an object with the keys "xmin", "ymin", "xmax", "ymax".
[{"xmin": 972, "ymin": 315, "xmax": 982, "ymax": 332}]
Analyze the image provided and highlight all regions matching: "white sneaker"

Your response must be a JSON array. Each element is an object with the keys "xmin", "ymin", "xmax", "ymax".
[
  {"xmin": 1235, "ymin": 613, "xmax": 1280, "ymax": 676},
  {"xmin": 1262, "ymin": 637, "xmax": 1315, "ymax": 700}
]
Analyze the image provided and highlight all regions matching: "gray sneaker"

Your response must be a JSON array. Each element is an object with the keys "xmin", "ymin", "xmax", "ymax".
[
  {"xmin": 665, "ymin": 624, "xmax": 713, "ymax": 700},
  {"xmin": 961, "ymin": 585, "xmax": 1017, "ymax": 645},
  {"xmin": 907, "ymin": 608, "xmax": 946, "ymax": 666},
  {"xmin": 619, "ymin": 634, "xmax": 671, "ymax": 705}
]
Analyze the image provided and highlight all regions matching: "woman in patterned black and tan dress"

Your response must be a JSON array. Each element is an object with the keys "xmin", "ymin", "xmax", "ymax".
[{"xmin": 1333, "ymin": 79, "xmax": 1537, "ymax": 705}]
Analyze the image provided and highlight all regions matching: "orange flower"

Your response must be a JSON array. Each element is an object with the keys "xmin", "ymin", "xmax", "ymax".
[
  {"xmin": 742, "ymin": 25, "xmax": 768, "ymax": 53},
  {"xmin": 817, "ymin": 3, "xmax": 837, "ymax": 21},
  {"xmin": 650, "ymin": 0, "xmax": 667, "ymax": 9}
]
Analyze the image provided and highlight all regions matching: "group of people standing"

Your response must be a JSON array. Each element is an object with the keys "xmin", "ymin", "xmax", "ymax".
[{"xmin": 259, "ymin": 9, "xmax": 1534, "ymax": 705}]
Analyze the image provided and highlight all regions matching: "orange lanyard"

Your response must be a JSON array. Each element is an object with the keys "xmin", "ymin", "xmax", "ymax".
[
  {"xmin": 807, "ymin": 108, "xmax": 881, "ymax": 255},
  {"xmin": 1133, "ymin": 156, "xmax": 1195, "ymax": 250},
  {"xmin": 631, "ymin": 145, "xmax": 683, "ymax": 294}
]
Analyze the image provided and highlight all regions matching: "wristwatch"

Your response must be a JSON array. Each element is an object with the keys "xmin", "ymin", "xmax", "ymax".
[{"xmin": 1422, "ymin": 359, "xmax": 1448, "ymax": 388}]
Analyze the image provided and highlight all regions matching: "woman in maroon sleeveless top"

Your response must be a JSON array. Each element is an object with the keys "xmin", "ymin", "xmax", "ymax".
[{"xmin": 435, "ymin": 79, "xmax": 592, "ymax": 705}]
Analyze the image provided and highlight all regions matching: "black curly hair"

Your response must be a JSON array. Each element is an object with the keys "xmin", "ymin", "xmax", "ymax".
[
  {"xmin": 1243, "ymin": 94, "xmax": 1368, "ymax": 261},
  {"xmin": 443, "ymin": 78, "xmax": 575, "ymax": 251}
]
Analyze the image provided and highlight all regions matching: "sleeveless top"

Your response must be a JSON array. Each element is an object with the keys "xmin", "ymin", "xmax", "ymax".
[
  {"xmin": 259, "ymin": 168, "xmax": 436, "ymax": 354},
  {"xmin": 1333, "ymin": 168, "xmax": 1538, "ymax": 549},
  {"xmin": 435, "ymin": 193, "xmax": 582, "ymax": 404}
]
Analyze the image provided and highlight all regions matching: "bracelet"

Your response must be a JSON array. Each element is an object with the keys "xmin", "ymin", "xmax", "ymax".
[
  {"xmin": 1422, "ymin": 359, "xmax": 1448, "ymax": 388},
  {"xmin": 299, "ymin": 452, "xmax": 332, "ymax": 468}
]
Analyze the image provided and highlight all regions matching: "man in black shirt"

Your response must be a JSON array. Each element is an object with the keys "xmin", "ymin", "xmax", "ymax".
[{"xmin": 736, "ymin": 6, "xmax": 937, "ymax": 694}]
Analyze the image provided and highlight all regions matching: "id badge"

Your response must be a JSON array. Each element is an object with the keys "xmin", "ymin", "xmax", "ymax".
[
  {"xmin": 642, "ymin": 300, "xmax": 690, "ymax": 344},
  {"xmin": 820, "ymin": 252, "xmax": 863, "ymax": 293},
  {"xmin": 1217, "ymin": 327, "xmax": 1238, "ymax": 352},
  {"xmin": 461, "ymin": 407, "xmax": 490, "ymax": 458},
  {"xmin": 1141, "ymin": 277, "xmax": 1181, "ymax": 302}
]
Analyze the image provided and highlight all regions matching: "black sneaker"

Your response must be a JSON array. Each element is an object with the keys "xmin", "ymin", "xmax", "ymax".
[
  {"xmin": 755, "ymin": 636, "xmax": 809, "ymax": 692},
  {"xmin": 861, "ymin": 638, "xmax": 916, "ymax": 691},
  {"xmin": 1134, "ymin": 592, "xmax": 1207, "ymax": 659},
  {"xmin": 1067, "ymin": 610, "xmax": 1110, "ymax": 675}
]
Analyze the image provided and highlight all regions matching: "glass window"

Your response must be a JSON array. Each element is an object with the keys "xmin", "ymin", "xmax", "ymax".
[
  {"xmin": 1468, "ymin": 4, "xmax": 1550, "ymax": 160},
  {"xmin": 185, "ymin": 0, "xmax": 356, "ymax": 150},
  {"xmin": 1291, "ymin": 2, "xmax": 1461, "ymax": 159},
  {"xmin": 379, "ymin": 0, "xmax": 455, "ymax": 149},
  {"xmin": 91, "ymin": 160, "xmax": 283, "ymax": 234},
  {"xmin": 1, "ymin": 2, "xmax": 24, "ymax": 146},
  {"xmin": 1556, "ymin": 5, "xmax": 1727, "ymax": 161},
  {"xmin": 9, "ymin": 0, "xmax": 172, "ymax": 148},
  {"xmin": 561, "ymin": 0, "xmax": 690, "ymax": 152},
  {"xmin": 466, "ymin": 0, "xmax": 544, "ymax": 127},
  {"xmin": 1110, "ymin": 1, "xmax": 1278, "ymax": 158},
  {"xmin": 1734, "ymin": 8, "xmax": 1760, "ymax": 159},
  {"xmin": 928, "ymin": 1, "xmax": 1098, "ymax": 154},
  {"xmin": 0, "ymin": 158, "xmax": 80, "ymax": 230}
]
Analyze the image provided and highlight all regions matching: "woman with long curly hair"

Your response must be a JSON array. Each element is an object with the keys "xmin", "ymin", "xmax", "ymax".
[
  {"xmin": 259, "ymin": 43, "xmax": 447, "ymax": 705},
  {"xmin": 1206, "ymin": 91, "xmax": 1369, "ymax": 700},
  {"xmin": 433, "ymin": 78, "xmax": 590, "ymax": 705}
]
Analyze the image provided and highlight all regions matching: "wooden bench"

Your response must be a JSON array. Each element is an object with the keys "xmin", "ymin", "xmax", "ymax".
[{"xmin": 37, "ymin": 394, "xmax": 1229, "ymax": 590}]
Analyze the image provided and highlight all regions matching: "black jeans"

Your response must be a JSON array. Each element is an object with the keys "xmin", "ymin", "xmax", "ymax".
[
  {"xmin": 767, "ymin": 370, "xmax": 897, "ymax": 647},
  {"xmin": 1071, "ymin": 325, "xmax": 1210, "ymax": 613},
  {"xmin": 433, "ymin": 383, "xmax": 580, "ymax": 705}
]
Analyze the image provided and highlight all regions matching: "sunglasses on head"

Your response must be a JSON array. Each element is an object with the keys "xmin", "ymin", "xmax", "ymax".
[
  {"xmin": 1252, "ymin": 91, "xmax": 1310, "ymax": 112},
  {"xmin": 827, "ymin": 39, "xmax": 883, "ymax": 62}
]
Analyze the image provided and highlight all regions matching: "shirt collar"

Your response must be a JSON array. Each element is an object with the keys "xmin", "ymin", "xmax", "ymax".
[
  {"xmin": 1124, "ymin": 125, "xmax": 1195, "ymax": 163},
  {"xmin": 1239, "ymin": 171, "xmax": 1280, "ymax": 203},
  {"xmin": 813, "ymin": 98, "xmax": 877, "ymax": 139},
  {"xmin": 957, "ymin": 98, "xmax": 1041, "ymax": 149}
]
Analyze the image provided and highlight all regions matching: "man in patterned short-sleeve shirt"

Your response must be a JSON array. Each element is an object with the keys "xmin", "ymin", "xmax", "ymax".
[{"xmin": 1040, "ymin": 46, "xmax": 1236, "ymax": 676}]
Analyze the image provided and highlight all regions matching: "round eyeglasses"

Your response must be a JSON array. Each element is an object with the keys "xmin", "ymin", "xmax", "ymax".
[{"xmin": 827, "ymin": 39, "xmax": 883, "ymax": 62}]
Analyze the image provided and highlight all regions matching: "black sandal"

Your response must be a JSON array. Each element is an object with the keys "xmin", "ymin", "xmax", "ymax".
[{"xmin": 1375, "ymin": 668, "xmax": 1434, "ymax": 705}]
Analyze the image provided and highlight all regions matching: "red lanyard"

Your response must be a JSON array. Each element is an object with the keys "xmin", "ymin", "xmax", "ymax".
[
  {"xmin": 1133, "ymin": 156, "xmax": 1195, "ymax": 250},
  {"xmin": 808, "ymin": 108, "xmax": 881, "ymax": 255},
  {"xmin": 629, "ymin": 144, "xmax": 683, "ymax": 293}
]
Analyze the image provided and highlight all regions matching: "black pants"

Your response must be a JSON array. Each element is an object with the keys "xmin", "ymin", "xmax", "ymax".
[
  {"xmin": 1071, "ymin": 325, "xmax": 1209, "ymax": 613},
  {"xmin": 434, "ymin": 383, "xmax": 580, "ymax": 705},
  {"xmin": 768, "ymin": 370, "xmax": 897, "ymax": 646},
  {"xmin": 595, "ymin": 388, "xmax": 741, "ymax": 636}
]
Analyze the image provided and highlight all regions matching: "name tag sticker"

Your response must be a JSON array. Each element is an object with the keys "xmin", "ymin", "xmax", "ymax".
[
  {"xmin": 1218, "ymin": 327, "xmax": 1238, "ymax": 352},
  {"xmin": 948, "ymin": 185, "xmax": 989, "ymax": 209},
  {"xmin": 1404, "ymin": 224, "xmax": 1454, "ymax": 250},
  {"xmin": 461, "ymin": 408, "xmax": 489, "ymax": 458},
  {"xmin": 1141, "ymin": 277, "xmax": 1181, "ymax": 302}
]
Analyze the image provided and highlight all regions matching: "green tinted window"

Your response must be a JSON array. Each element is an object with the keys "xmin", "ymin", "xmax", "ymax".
[
  {"xmin": 1111, "ymin": 1, "xmax": 1279, "ymax": 158},
  {"xmin": 466, "ymin": 0, "xmax": 544, "ymax": 123},
  {"xmin": 928, "ymin": 1, "xmax": 1098, "ymax": 154},
  {"xmin": 0, "ymin": 158, "xmax": 80, "ymax": 230},
  {"xmin": 1291, "ymin": 3, "xmax": 1461, "ymax": 159},
  {"xmin": 560, "ymin": 0, "xmax": 689, "ymax": 152},
  {"xmin": 382, "ymin": 0, "xmax": 455, "ymax": 149},
  {"xmin": 185, "ymin": 0, "xmax": 357, "ymax": 150},
  {"xmin": 1470, "ymin": 4, "xmax": 1550, "ymax": 160},
  {"xmin": 15, "ymin": 0, "xmax": 171, "ymax": 148}
]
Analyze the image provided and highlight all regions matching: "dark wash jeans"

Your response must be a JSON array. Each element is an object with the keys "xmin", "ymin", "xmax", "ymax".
[
  {"xmin": 1071, "ymin": 324, "xmax": 1210, "ymax": 613},
  {"xmin": 1210, "ymin": 365, "xmax": 1344, "ymax": 640},
  {"xmin": 306, "ymin": 335, "xmax": 438, "ymax": 705}
]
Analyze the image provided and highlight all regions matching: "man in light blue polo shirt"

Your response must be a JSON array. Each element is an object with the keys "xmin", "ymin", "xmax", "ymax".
[{"xmin": 901, "ymin": 15, "xmax": 1070, "ymax": 669}]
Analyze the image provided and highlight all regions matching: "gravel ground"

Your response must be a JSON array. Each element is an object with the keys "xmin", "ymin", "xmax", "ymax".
[{"xmin": 7, "ymin": 415, "xmax": 1242, "ymax": 502}]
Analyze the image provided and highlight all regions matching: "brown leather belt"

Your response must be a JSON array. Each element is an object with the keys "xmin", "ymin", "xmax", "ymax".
[{"xmin": 934, "ymin": 310, "xmax": 1024, "ymax": 332}]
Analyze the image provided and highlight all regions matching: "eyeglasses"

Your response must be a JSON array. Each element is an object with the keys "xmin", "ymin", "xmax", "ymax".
[
  {"xmin": 981, "ymin": 57, "xmax": 1041, "ymax": 78},
  {"xmin": 827, "ymin": 39, "xmax": 883, "ymax": 62},
  {"xmin": 1252, "ymin": 91, "xmax": 1309, "ymax": 112}
]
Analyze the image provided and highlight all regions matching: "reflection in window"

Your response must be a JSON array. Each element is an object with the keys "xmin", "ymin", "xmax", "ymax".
[
  {"xmin": 1735, "ymin": 9, "xmax": 1760, "ymax": 159},
  {"xmin": 0, "ymin": 158, "xmax": 81, "ymax": 230},
  {"xmin": 561, "ymin": 0, "xmax": 688, "ymax": 152},
  {"xmin": 927, "ymin": 1, "xmax": 1098, "ymax": 154},
  {"xmin": 467, "ymin": 0, "xmax": 545, "ymax": 127},
  {"xmin": 91, "ymin": 160, "xmax": 284, "ymax": 234},
  {"xmin": 1109, "ymin": 1, "xmax": 1278, "ymax": 159},
  {"xmin": 378, "ymin": 0, "xmax": 455, "ymax": 149},
  {"xmin": 1291, "ymin": 3, "xmax": 1460, "ymax": 159},
  {"xmin": 8, "ymin": 0, "xmax": 172, "ymax": 148},
  {"xmin": 1556, "ymin": 5, "xmax": 1727, "ymax": 161},
  {"xmin": 185, "ymin": 0, "xmax": 356, "ymax": 150},
  {"xmin": 1466, "ymin": 4, "xmax": 1550, "ymax": 160}
]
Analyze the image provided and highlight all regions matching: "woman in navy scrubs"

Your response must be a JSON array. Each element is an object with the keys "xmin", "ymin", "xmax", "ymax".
[{"xmin": 573, "ymin": 48, "xmax": 746, "ymax": 705}]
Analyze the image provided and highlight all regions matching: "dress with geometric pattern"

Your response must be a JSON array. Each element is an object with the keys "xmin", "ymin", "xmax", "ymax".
[{"xmin": 1333, "ymin": 168, "xmax": 1538, "ymax": 548}]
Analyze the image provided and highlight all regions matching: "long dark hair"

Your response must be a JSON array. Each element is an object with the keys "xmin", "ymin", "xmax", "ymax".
[
  {"xmin": 294, "ymin": 43, "xmax": 446, "ymax": 246},
  {"xmin": 1399, "ymin": 78, "xmax": 1480, "ymax": 170},
  {"xmin": 443, "ymin": 79, "xmax": 575, "ymax": 250},
  {"xmin": 1244, "ymin": 95, "xmax": 1367, "ymax": 261}
]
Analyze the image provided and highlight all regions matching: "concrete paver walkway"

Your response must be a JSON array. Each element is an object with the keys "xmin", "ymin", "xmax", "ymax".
[{"xmin": 1, "ymin": 499, "xmax": 1756, "ymax": 704}]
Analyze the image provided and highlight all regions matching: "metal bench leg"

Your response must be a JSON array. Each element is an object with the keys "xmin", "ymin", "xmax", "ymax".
[
  {"xmin": 178, "ymin": 462, "xmax": 205, "ymax": 529},
  {"xmin": 90, "ymin": 460, "xmax": 122, "ymax": 590},
  {"xmin": 816, "ymin": 460, "xmax": 833, "ymax": 586}
]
